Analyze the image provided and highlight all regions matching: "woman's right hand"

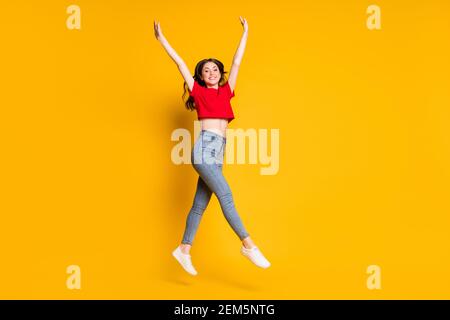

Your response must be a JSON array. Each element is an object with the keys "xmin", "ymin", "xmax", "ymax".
[
  {"xmin": 239, "ymin": 16, "xmax": 248, "ymax": 33},
  {"xmin": 153, "ymin": 20, "xmax": 163, "ymax": 41}
]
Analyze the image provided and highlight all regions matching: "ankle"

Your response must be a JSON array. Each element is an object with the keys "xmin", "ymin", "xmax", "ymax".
[
  {"xmin": 180, "ymin": 244, "xmax": 191, "ymax": 254},
  {"xmin": 242, "ymin": 240, "xmax": 256, "ymax": 249}
]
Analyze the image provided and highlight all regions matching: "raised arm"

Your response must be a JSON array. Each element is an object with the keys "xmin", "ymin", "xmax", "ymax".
[
  {"xmin": 228, "ymin": 16, "xmax": 249, "ymax": 93},
  {"xmin": 153, "ymin": 20, "xmax": 194, "ymax": 91}
]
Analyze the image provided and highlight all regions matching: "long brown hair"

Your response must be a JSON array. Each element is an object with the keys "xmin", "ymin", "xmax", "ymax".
[{"xmin": 182, "ymin": 58, "xmax": 228, "ymax": 111}]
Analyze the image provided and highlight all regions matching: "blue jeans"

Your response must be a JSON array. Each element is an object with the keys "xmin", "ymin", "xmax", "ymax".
[{"xmin": 181, "ymin": 130, "xmax": 250, "ymax": 245}]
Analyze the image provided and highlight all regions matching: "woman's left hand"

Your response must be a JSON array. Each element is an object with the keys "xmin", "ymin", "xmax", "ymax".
[{"xmin": 239, "ymin": 16, "xmax": 248, "ymax": 33}]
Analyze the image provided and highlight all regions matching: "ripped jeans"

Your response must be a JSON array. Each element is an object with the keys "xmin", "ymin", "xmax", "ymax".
[{"xmin": 181, "ymin": 129, "xmax": 250, "ymax": 245}]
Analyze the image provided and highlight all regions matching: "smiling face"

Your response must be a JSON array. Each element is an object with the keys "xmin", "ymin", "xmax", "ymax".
[{"xmin": 200, "ymin": 62, "xmax": 221, "ymax": 88}]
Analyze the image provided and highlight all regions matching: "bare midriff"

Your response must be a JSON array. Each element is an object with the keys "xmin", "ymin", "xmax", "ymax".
[{"xmin": 200, "ymin": 118, "xmax": 228, "ymax": 137}]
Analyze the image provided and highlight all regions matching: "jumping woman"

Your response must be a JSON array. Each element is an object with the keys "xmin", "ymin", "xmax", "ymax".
[{"xmin": 154, "ymin": 17, "xmax": 271, "ymax": 276}]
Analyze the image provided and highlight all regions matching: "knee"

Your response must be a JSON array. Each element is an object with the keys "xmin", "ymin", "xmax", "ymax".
[
  {"xmin": 217, "ymin": 192, "xmax": 234, "ymax": 206},
  {"xmin": 191, "ymin": 203, "xmax": 207, "ymax": 215}
]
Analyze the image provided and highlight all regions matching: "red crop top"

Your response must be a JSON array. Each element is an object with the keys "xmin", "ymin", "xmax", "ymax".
[{"xmin": 188, "ymin": 80, "xmax": 236, "ymax": 123}]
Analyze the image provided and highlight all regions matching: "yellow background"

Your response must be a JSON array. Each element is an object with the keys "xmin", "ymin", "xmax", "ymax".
[{"xmin": 1, "ymin": 0, "xmax": 449, "ymax": 299}]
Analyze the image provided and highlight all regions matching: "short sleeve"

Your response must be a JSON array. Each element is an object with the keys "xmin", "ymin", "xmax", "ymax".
[
  {"xmin": 189, "ymin": 80, "xmax": 199, "ymax": 98},
  {"xmin": 225, "ymin": 81, "xmax": 235, "ymax": 99}
]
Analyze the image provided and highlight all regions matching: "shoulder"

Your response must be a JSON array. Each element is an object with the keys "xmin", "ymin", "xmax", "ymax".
[
  {"xmin": 189, "ymin": 80, "xmax": 203, "ymax": 97},
  {"xmin": 221, "ymin": 81, "xmax": 231, "ymax": 91},
  {"xmin": 222, "ymin": 81, "xmax": 235, "ymax": 98}
]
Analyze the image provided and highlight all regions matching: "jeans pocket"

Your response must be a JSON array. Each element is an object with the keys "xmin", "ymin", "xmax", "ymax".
[
  {"xmin": 201, "ymin": 134, "xmax": 216, "ymax": 146},
  {"xmin": 204, "ymin": 144, "xmax": 221, "ymax": 165},
  {"xmin": 202, "ymin": 136, "xmax": 220, "ymax": 150}
]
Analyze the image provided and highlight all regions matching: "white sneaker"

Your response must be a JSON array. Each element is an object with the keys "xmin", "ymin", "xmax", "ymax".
[
  {"xmin": 172, "ymin": 246, "xmax": 198, "ymax": 276},
  {"xmin": 241, "ymin": 246, "xmax": 271, "ymax": 269}
]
